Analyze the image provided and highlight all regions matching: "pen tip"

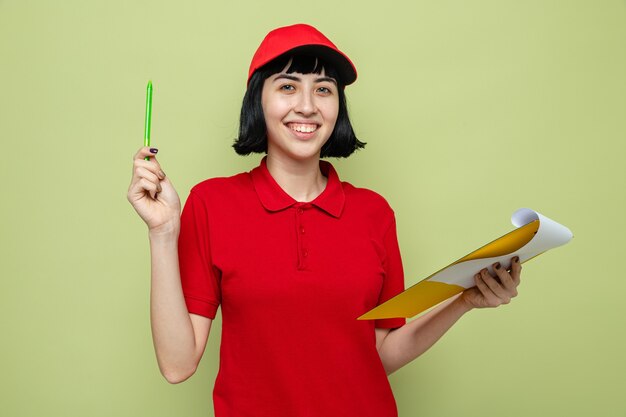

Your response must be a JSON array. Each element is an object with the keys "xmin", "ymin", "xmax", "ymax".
[{"xmin": 147, "ymin": 80, "xmax": 152, "ymax": 87}]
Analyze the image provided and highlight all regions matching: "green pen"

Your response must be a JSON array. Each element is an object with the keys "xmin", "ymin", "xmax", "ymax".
[{"xmin": 143, "ymin": 80, "xmax": 153, "ymax": 161}]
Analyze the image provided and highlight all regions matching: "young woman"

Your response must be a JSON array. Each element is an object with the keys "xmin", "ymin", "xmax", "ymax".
[{"xmin": 127, "ymin": 24, "xmax": 521, "ymax": 417}]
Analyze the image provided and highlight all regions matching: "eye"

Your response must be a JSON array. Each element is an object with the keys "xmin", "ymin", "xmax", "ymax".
[
  {"xmin": 317, "ymin": 82, "xmax": 335, "ymax": 96},
  {"xmin": 280, "ymin": 84, "xmax": 295, "ymax": 91}
]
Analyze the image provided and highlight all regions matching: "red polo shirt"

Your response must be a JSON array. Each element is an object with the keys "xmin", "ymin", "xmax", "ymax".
[{"xmin": 178, "ymin": 156, "xmax": 406, "ymax": 417}]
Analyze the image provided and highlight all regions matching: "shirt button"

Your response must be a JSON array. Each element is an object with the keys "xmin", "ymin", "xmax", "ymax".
[
  {"xmin": 300, "ymin": 227, "xmax": 305, "ymax": 234},
  {"xmin": 298, "ymin": 208, "xmax": 304, "ymax": 214},
  {"xmin": 303, "ymin": 250, "xmax": 308, "ymax": 257}
]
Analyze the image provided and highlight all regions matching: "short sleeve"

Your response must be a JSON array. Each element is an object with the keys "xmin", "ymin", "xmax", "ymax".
[
  {"xmin": 375, "ymin": 213, "xmax": 407, "ymax": 329},
  {"xmin": 178, "ymin": 190, "xmax": 221, "ymax": 319}
]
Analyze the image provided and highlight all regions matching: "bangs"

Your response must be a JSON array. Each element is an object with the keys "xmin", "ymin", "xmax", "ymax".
[{"xmin": 260, "ymin": 53, "xmax": 341, "ymax": 83}]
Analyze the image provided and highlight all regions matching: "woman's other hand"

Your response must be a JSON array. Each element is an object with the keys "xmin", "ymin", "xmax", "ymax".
[
  {"xmin": 460, "ymin": 257, "xmax": 522, "ymax": 309},
  {"xmin": 127, "ymin": 147, "xmax": 181, "ymax": 233}
]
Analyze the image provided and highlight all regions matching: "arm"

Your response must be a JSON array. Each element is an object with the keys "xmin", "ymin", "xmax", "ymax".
[
  {"xmin": 376, "ymin": 294, "xmax": 472, "ymax": 375},
  {"xmin": 127, "ymin": 146, "xmax": 212, "ymax": 384},
  {"xmin": 149, "ymin": 226, "xmax": 212, "ymax": 384},
  {"xmin": 377, "ymin": 258, "xmax": 522, "ymax": 375}
]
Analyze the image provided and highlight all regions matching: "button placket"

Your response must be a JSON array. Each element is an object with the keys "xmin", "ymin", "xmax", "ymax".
[{"xmin": 295, "ymin": 204, "xmax": 308, "ymax": 270}]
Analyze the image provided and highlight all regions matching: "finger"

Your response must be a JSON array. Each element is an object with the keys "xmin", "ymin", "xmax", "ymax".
[
  {"xmin": 480, "ymin": 269, "xmax": 511, "ymax": 303},
  {"xmin": 510, "ymin": 256, "xmax": 522, "ymax": 285},
  {"xmin": 133, "ymin": 158, "xmax": 166, "ymax": 180},
  {"xmin": 136, "ymin": 166, "xmax": 162, "ymax": 187},
  {"xmin": 493, "ymin": 262, "xmax": 518, "ymax": 296},
  {"xmin": 128, "ymin": 177, "xmax": 152, "ymax": 201},
  {"xmin": 133, "ymin": 146, "xmax": 159, "ymax": 161},
  {"xmin": 474, "ymin": 273, "xmax": 500, "ymax": 305},
  {"xmin": 138, "ymin": 177, "xmax": 159, "ymax": 200}
]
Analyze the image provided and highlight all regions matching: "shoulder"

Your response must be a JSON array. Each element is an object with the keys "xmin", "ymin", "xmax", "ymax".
[
  {"xmin": 341, "ymin": 181, "xmax": 396, "ymax": 225},
  {"xmin": 187, "ymin": 171, "xmax": 253, "ymax": 206},
  {"xmin": 191, "ymin": 171, "xmax": 250, "ymax": 194}
]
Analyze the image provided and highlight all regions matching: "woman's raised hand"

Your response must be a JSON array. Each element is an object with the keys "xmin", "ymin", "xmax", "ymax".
[{"xmin": 127, "ymin": 147, "xmax": 181, "ymax": 233}]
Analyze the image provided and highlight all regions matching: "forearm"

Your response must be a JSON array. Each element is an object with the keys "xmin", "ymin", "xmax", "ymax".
[
  {"xmin": 149, "ymin": 224, "xmax": 197, "ymax": 383},
  {"xmin": 378, "ymin": 294, "xmax": 474, "ymax": 375}
]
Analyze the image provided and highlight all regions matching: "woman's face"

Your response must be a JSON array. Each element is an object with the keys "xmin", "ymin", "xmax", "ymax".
[{"xmin": 261, "ymin": 61, "xmax": 339, "ymax": 163}]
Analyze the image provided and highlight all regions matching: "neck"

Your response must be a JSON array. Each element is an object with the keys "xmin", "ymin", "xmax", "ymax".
[{"xmin": 265, "ymin": 154, "xmax": 328, "ymax": 202}]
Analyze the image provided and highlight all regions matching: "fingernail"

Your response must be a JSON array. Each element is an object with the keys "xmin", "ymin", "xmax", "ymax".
[
  {"xmin": 159, "ymin": 170, "xmax": 166, "ymax": 178},
  {"xmin": 494, "ymin": 262, "xmax": 501, "ymax": 270},
  {"xmin": 514, "ymin": 256, "xmax": 520, "ymax": 263},
  {"xmin": 150, "ymin": 148, "xmax": 159, "ymax": 154}
]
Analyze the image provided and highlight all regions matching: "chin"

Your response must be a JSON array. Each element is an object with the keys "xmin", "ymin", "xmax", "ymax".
[
  {"xmin": 268, "ymin": 136, "xmax": 328, "ymax": 161},
  {"xmin": 270, "ymin": 144, "xmax": 324, "ymax": 163}
]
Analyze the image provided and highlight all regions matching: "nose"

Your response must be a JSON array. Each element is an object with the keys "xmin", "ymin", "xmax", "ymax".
[{"xmin": 294, "ymin": 90, "xmax": 316, "ymax": 116}]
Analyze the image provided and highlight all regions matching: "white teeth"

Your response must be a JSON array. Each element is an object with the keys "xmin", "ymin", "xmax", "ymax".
[{"xmin": 288, "ymin": 123, "xmax": 318, "ymax": 133}]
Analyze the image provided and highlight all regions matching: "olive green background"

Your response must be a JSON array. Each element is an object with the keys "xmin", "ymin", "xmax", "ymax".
[{"xmin": 1, "ymin": 0, "xmax": 624, "ymax": 416}]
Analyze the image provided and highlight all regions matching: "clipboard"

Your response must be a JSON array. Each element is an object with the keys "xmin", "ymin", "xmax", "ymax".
[{"xmin": 357, "ymin": 208, "xmax": 573, "ymax": 320}]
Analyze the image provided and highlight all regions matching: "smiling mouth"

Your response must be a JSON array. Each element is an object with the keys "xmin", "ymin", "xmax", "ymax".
[{"xmin": 285, "ymin": 122, "xmax": 319, "ymax": 133}]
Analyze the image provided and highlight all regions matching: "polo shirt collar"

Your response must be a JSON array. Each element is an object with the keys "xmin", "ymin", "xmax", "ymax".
[{"xmin": 250, "ymin": 156, "xmax": 345, "ymax": 218}]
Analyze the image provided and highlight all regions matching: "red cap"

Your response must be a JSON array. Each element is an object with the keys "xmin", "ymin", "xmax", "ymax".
[{"xmin": 247, "ymin": 24, "xmax": 357, "ymax": 87}]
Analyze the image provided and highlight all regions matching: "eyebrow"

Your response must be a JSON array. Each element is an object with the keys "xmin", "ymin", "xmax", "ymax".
[{"xmin": 273, "ymin": 74, "xmax": 337, "ymax": 85}]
